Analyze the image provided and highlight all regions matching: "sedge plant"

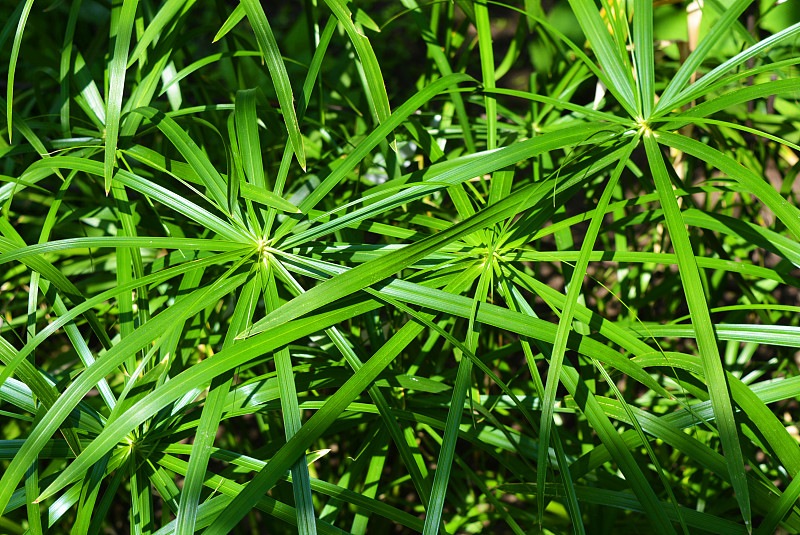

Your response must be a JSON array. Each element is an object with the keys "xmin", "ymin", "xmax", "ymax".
[{"xmin": 1, "ymin": 0, "xmax": 800, "ymax": 534}]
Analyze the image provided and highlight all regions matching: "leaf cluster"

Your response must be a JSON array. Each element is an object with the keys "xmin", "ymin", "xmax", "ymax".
[{"xmin": 1, "ymin": 0, "xmax": 800, "ymax": 534}]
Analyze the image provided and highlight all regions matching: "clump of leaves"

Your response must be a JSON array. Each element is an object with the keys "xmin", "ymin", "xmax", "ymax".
[{"xmin": 2, "ymin": 0, "xmax": 800, "ymax": 534}]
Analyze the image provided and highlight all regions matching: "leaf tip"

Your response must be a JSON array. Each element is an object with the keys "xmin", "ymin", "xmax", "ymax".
[
  {"xmin": 233, "ymin": 329, "xmax": 250, "ymax": 340},
  {"xmin": 294, "ymin": 143, "xmax": 306, "ymax": 171}
]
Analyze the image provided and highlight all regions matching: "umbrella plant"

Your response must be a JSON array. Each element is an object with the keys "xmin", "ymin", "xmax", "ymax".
[{"xmin": 1, "ymin": 0, "xmax": 800, "ymax": 533}]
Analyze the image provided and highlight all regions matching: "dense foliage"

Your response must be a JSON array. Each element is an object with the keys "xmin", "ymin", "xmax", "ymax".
[{"xmin": 2, "ymin": 0, "xmax": 800, "ymax": 533}]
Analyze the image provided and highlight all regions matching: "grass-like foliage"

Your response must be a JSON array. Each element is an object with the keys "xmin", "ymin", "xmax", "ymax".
[{"xmin": 2, "ymin": 0, "xmax": 800, "ymax": 533}]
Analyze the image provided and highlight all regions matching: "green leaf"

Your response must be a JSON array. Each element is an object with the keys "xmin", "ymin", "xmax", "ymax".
[
  {"xmin": 656, "ymin": 130, "xmax": 800, "ymax": 241},
  {"xmin": 499, "ymin": 482, "xmax": 747, "ymax": 534},
  {"xmin": 565, "ymin": 0, "xmax": 637, "ymax": 116},
  {"xmin": 263, "ymin": 266, "xmax": 318, "ymax": 535},
  {"xmin": 0, "ymin": 273, "xmax": 251, "ymax": 515},
  {"xmin": 422, "ymin": 258, "xmax": 490, "ymax": 534},
  {"xmin": 660, "ymin": 78, "xmax": 800, "ymax": 131},
  {"xmin": 129, "ymin": 107, "xmax": 235, "ymax": 215},
  {"xmin": 114, "ymin": 148, "xmax": 250, "ymax": 240},
  {"xmin": 271, "ymin": 72, "xmax": 476, "ymax": 241},
  {"xmin": 127, "ymin": 0, "xmax": 194, "ymax": 68},
  {"xmin": 643, "ymin": 131, "xmax": 751, "ymax": 530},
  {"xmin": 104, "ymin": 0, "xmax": 139, "ymax": 192},
  {"xmin": 321, "ymin": 0, "xmax": 393, "ymax": 148},
  {"xmin": 204, "ymin": 321, "xmax": 423, "ymax": 535},
  {"xmin": 240, "ymin": 183, "xmax": 300, "ymax": 213},
  {"xmin": 632, "ymin": 0, "xmax": 654, "ymax": 117},
  {"xmin": 269, "ymin": 260, "xmax": 435, "ymax": 508},
  {"xmin": 158, "ymin": 52, "xmax": 261, "ymax": 97},
  {"xmin": 754, "ymin": 474, "xmax": 800, "ymax": 535},
  {"xmin": 399, "ymin": 0, "xmax": 476, "ymax": 152},
  {"xmin": 175, "ymin": 272, "xmax": 258, "ymax": 535},
  {"xmin": 240, "ymin": 0, "xmax": 306, "ymax": 169},
  {"xmin": 475, "ymin": 1, "xmax": 496, "ymax": 150},
  {"xmin": 671, "ymin": 21, "xmax": 800, "ymax": 109},
  {"xmin": 5, "ymin": 0, "xmax": 34, "ymax": 144},
  {"xmin": 213, "ymin": 3, "xmax": 245, "ymax": 42},
  {"xmin": 654, "ymin": 0, "xmax": 753, "ymax": 115},
  {"xmin": 249, "ymin": 124, "xmax": 623, "ymax": 340}
]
